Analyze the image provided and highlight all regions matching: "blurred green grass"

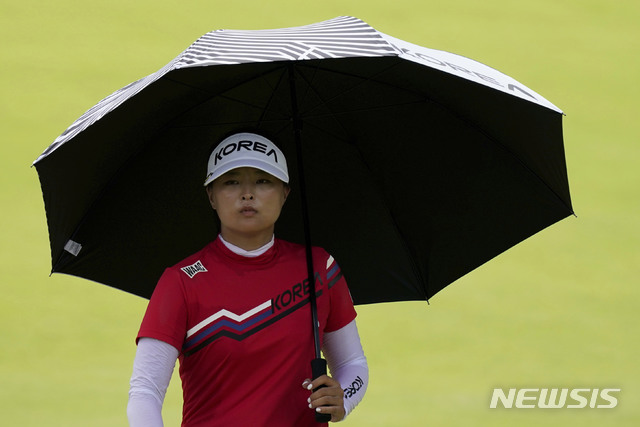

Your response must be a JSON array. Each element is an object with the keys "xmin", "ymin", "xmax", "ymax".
[{"xmin": 1, "ymin": 0, "xmax": 638, "ymax": 425}]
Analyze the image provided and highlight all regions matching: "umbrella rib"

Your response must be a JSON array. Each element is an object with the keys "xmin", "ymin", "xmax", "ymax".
[
  {"xmin": 303, "ymin": 99, "xmax": 426, "ymax": 119},
  {"xmin": 301, "ymin": 119, "xmax": 430, "ymax": 300},
  {"xmin": 294, "ymin": 63, "xmax": 573, "ymax": 214},
  {"xmin": 290, "ymin": 63, "xmax": 430, "ymax": 300},
  {"xmin": 294, "ymin": 60, "xmax": 410, "ymax": 118},
  {"xmin": 162, "ymin": 68, "xmax": 293, "ymax": 128},
  {"xmin": 51, "ymin": 69, "xmax": 294, "ymax": 273},
  {"xmin": 255, "ymin": 65, "xmax": 291, "ymax": 128}
]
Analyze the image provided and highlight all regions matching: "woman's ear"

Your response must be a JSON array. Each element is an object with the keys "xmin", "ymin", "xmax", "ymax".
[
  {"xmin": 206, "ymin": 184, "xmax": 216, "ymax": 210},
  {"xmin": 282, "ymin": 184, "xmax": 291, "ymax": 204}
]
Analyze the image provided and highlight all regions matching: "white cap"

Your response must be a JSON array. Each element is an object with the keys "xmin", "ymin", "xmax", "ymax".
[{"xmin": 204, "ymin": 132, "xmax": 289, "ymax": 186}]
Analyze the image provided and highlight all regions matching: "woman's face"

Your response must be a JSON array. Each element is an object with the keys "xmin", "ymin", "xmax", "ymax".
[{"xmin": 206, "ymin": 167, "xmax": 290, "ymax": 242}]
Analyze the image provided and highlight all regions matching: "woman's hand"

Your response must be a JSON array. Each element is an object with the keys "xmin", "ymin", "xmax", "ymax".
[{"xmin": 302, "ymin": 375, "xmax": 346, "ymax": 422}]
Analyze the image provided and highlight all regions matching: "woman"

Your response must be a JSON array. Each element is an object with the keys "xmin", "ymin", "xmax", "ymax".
[{"xmin": 127, "ymin": 132, "xmax": 368, "ymax": 426}]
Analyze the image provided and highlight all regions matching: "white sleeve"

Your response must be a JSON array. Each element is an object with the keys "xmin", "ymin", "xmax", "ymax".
[
  {"xmin": 127, "ymin": 337, "xmax": 179, "ymax": 427},
  {"xmin": 323, "ymin": 320, "xmax": 369, "ymax": 420}
]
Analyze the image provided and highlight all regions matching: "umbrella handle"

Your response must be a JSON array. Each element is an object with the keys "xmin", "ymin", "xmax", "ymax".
[{"xmin": 311, "ymin": 358, "xmax": 333, "ymax": 422}]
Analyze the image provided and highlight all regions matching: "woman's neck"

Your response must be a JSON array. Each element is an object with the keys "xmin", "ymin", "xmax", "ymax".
[
  {"xmin": 218, "ymin": 233, "xmax": 274, "ymax": 256},
  {"xmin": 218, "ymin": 226, "xmax": 275, "ymax": 251}
]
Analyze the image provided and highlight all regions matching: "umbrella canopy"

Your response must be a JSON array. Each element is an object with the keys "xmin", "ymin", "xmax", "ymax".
[{"xmin": 34, "ymin": 16, "xmax": 573, "ymax": 305}]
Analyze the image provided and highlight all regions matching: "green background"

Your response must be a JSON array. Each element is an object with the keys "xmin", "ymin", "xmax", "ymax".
[{"xmin": 1, "ymin": 0, "xmax": 638, "ymax": 425}]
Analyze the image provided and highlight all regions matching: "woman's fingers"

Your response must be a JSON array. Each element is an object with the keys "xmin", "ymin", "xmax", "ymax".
[{"xmin": 302, "ymin": 375, "xmax": 346, "ymax": 422}]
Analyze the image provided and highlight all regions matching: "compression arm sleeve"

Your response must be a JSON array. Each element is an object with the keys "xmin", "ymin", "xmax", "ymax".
[
  {"xmin": 127, "ymin": 337, "xmax": 179, "ymax": 427},
  {"xmin": 323, "ymin": 320, "xmax": 369, "ymax": 419}
]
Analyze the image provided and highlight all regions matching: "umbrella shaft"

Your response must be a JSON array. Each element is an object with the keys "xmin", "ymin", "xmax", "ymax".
[{"xmin": 288, "ymin": 64, "xmax": 322, "ymax": 360}]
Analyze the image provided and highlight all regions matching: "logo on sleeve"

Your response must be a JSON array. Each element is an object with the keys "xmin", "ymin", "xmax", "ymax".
[{"xmin": 181, "ymin": 260, "xmax": 208, "ymax": 278}]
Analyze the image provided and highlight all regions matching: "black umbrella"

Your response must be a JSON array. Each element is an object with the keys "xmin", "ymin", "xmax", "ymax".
[{"xmin": 34, "ymin": 16, "xmax": 573, "ymax": 407}]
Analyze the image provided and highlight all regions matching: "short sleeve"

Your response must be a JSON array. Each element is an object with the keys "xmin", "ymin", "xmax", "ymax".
[
  {"xmin": 324, "ymin": 253, "xmax": 357, "ymax": 332},
  {"xmin": 137, "ymin": 267, "xmax": 188, "ymax": 352}
]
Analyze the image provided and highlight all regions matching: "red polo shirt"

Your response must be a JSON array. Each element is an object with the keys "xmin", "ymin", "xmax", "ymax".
[{"xmin": 137, "ymin": 237, "xmax": 356, "ymax": 426}]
